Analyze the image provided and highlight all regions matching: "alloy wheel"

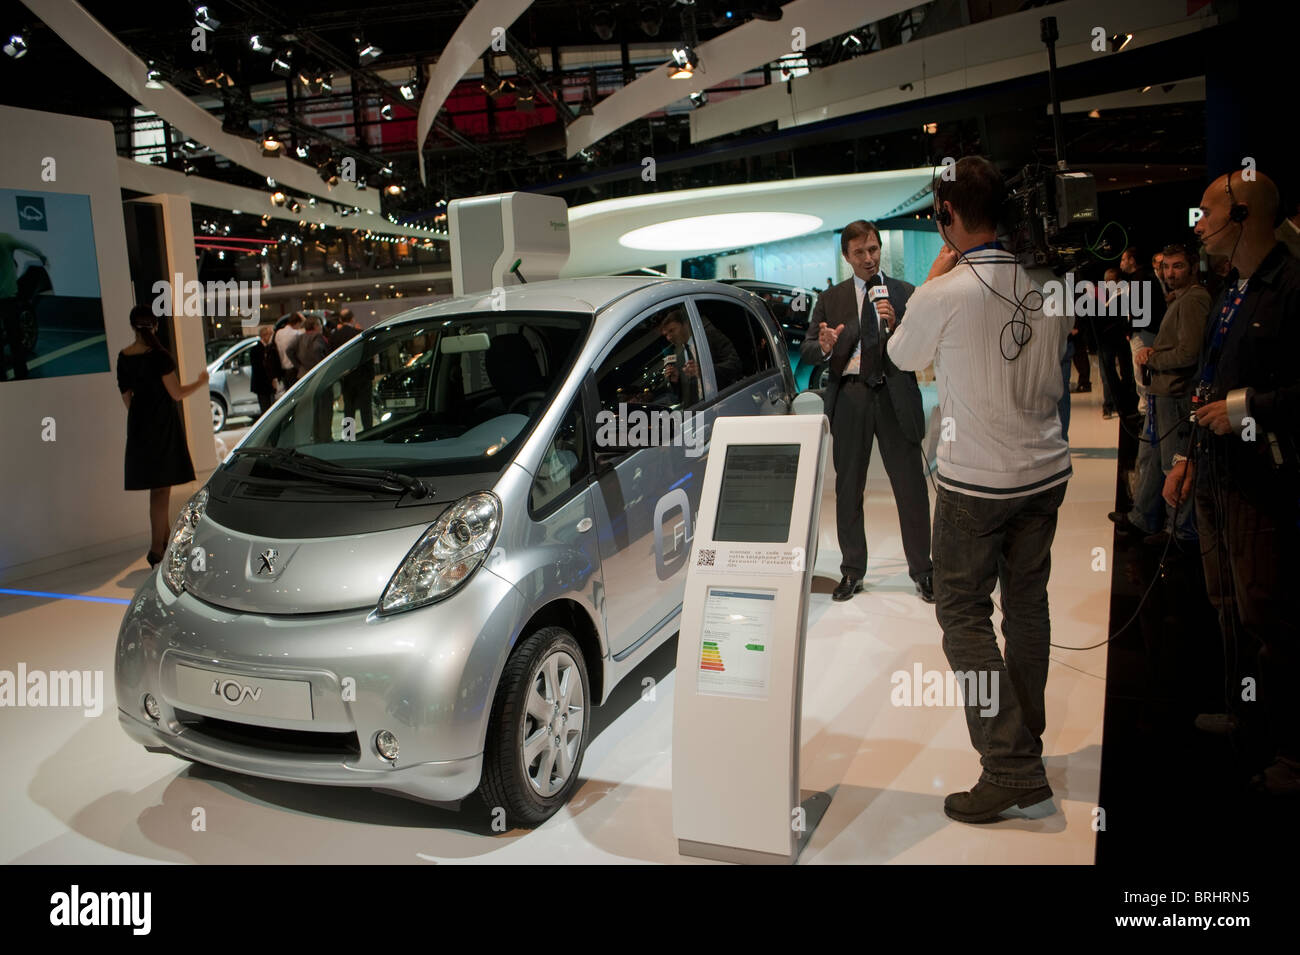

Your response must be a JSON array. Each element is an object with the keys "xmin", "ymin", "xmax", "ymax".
[{"xmin": 521, "ymin": 649, "xmax": 585, "ymax": 798}]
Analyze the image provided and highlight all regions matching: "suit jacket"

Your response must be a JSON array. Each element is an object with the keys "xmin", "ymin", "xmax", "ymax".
[{"xmin": 799, "ymin": 274, "xmax": 925, "ymax": 443}]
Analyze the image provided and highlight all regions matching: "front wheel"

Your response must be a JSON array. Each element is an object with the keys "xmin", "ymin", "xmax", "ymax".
[
  {"xmin": 478, "ymin": 626, "xmax": 590, "ymax": 828},
  {"xmin": 210, "ymin": 395, "xmax": 227, "ymax": 432}
]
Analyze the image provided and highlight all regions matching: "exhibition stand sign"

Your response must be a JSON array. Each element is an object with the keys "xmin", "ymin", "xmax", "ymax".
[{"xmin": 671, "ymin": 413, "xmax": 829, "ymax": 864}]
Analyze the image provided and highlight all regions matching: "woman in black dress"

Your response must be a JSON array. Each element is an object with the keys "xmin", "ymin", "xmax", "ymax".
[{"xmin": 116, "ymin": 305, "xmax": 208, "ymax": 566}]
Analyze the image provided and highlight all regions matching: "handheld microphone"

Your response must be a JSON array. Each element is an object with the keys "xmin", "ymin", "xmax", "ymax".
[{"xmin": 869, "ymin": 283, "xmax": 891, "ymax": 334}]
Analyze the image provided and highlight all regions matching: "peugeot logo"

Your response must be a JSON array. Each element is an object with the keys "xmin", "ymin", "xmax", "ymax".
[
  {"xmin": 257, "ymin": 548, "xmax": 278, "ymax": 574},
  {"xmin": 211, "ymin": 678, "xmax": 263, "ymax": 706}
]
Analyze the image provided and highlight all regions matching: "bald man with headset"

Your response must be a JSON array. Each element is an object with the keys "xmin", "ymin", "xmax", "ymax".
[
  {"xmin": 887, "ymin": 156, "xmax": 1072, "ymax": 824},
  {"xmin": 1165, "ymin": 169, "xmax": 1300, "ymax": 797}
]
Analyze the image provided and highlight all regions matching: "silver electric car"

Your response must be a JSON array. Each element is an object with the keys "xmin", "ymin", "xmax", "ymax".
[
  {"xmin": 207, "ymin": 337, "xmax": 262, "ymax": 432},
  {"xmin": 115, "ymin": 277, "xmax": 795, "ymax": 825}
]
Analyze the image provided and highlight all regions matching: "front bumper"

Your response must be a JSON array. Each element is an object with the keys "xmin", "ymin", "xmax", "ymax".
[{"xmin": 114, "ymin": 566, "xmax": 525, "ymax": 804}]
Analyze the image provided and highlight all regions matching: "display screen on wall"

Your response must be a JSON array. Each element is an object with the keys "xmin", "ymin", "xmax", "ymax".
[{"xmin": 0, "ymin": 188, "xmax": 109, "ymax": 382}]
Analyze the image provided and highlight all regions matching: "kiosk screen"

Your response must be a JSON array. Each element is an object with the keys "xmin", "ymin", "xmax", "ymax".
[{"xmin": 713, "ymin": 444, "xmax": 799, "ymax": 543}]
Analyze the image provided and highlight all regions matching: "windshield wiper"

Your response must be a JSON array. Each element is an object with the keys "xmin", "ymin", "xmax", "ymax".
[{"xmin": 230, "ymin": 447, "xmax": 435, "ymax": 498}]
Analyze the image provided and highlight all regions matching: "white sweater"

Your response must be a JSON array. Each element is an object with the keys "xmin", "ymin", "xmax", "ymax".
[{"xmin": 886, "ymin": 248, "xmax": 1072, "ymax": 499}]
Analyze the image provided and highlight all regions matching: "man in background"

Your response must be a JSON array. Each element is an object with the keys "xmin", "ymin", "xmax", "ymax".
[{"xmin": 274, "ymin": 312, "xmax": 304, "ymax": 387}]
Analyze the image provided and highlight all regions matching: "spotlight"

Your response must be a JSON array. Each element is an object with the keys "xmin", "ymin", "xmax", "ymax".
[
  {"xmin": 592, "ymin": 8, "xmax": 615, "ymax": 41},
  {"xmin": 4, "ymin": 32, "xmax": 28, "ymax": 59},
  {"xmin": 1109, "ymin": 32, "xmax": 1133, "ymax": 52},
  {"xmin": 270, "ymin": 49, "xmax": 293, "ymax": 76},
  {"xmin": 249, "ymin": 34, "xmax": 272, "ymax": 53},
  {"xmin": 295, "ymin": 144, "xmax": 309, "ymax": 159},
  {"xmin": 194, "ymin": 5, "xmax": 220, "ymax": 32},
  {"xmin": 266, "ymin": 176, "xmax": 276, "ymax": 186},
  {"xmin": 688, "ymin": 90, "xmax": 707, "ymax": 108},
  {"xmin": 318, "ymin": 159, "xmax": 340, "ymax": 186},
  {"xmin": 399, "ymin": 81, "xmax": 416, "ymax": 101},
  {"xmin": 639, "ymin": 3, "xmax": 662, "ymax": 37},
  {"xmin": 355, "ymin": 32, "xmax": 382, "ymax": 63},
  {"xmin": 380, "ymin": 103, "xmax": 393, "ymax": 120},
  {"xmin": 270, "ymin": 190, "xmax": 286, "ymax": 206},
  {"xmin": 288, "ymin": 200, "xmax": 301, "ymax": 214},
  {"xmin": 385, "ymin": 183, "xmax": 404, "ymax": 196},
  {"xmin": 841, "ymin": 32, "xmax": 863, "ymax": 49},
  {"xmin": 261, "ymin": 132, "xmax": 283, "ymax": 156},
  {"xmin": 668, "ymin": 46, "xmax": 698, "ymax": 79},
  {"xmin": 145, "ymin": 65, "xmax": 165, "ymax": 89}
]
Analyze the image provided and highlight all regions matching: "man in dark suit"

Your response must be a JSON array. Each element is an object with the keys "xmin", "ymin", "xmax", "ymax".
[
  {"xmin": 657, "ymin": 307, "xmax": 742, "ymax": 406},
  {"xmin": 800, "ymin": 219, "xmax": 934, "ymax": 602}
]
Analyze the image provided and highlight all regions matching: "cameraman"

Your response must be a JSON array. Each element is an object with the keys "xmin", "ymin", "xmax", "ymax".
[
  {"xmin": 888, "ymin": 156, "xmax": 1072, "ymax": 824},
  {"xmin": 1165, "ymin": 170, "xmax": 1300, "ymax": 796}
]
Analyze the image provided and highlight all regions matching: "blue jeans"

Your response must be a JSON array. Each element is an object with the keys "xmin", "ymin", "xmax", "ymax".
[
  {"xmin": 933, "ymin": 482, "xmax": 1068, "ymax": 788},
  {"xmin": 1128, "ymin": 391, "xmax": 1196, "ymax": 538}
]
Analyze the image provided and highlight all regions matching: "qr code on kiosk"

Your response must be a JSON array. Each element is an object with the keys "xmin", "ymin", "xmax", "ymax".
[{"xmin": 697, "ymin": 548, "xmax": 716, "ymax": 567}]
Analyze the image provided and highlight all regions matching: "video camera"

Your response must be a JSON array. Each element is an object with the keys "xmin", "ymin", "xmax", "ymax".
[{"xmin": 1003, "ymin": 164, "xmax": 1100, "ymax": 272}]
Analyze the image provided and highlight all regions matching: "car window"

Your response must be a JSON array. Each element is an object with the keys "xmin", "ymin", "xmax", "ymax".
[
  {"xmin": 595, "ymin": 304, "xmax": 707, "ymax": 414},
  {"xmin": 238, "ymin": 312, "xmax": 589, "ymax": 478},
  {"xmin": 692, "ymin": 298, "xmax": 774, "ymax": 390},
  {"xmin": 228, "ymin": 345, "xmax": 254, "ymax": 371},
  {"xmin": 529, "ymin": 395, "xmax": 590, "ymax": 516}
]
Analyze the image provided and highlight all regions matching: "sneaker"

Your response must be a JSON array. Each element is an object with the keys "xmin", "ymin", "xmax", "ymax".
[
  {"xmin": 944, "ymin": 780, "xmax": 1056, "ymax": 824},
  {"xmin": 1194, "ymin": 713, "xmax": 1239, "ymax": 735}
]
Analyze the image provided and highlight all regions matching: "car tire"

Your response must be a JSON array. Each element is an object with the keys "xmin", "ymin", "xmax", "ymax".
[
  {"xmin": 210, "ymin": 395, "xmax": 227, "ymax": 433},
  {"xmin": 478, "ymin": 625, "xmax": 590, "ymax": 828}
]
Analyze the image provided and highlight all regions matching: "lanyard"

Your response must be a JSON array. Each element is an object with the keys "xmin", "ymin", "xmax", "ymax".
[{"xmin": 1198, "ymin": 282, "xmax": 1248, "ymax": 391}]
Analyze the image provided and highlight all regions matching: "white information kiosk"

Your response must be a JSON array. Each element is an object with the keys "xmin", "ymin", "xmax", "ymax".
[{"xmin": 671, "ymin": 413, "xmax": 830, "ymax": 864}]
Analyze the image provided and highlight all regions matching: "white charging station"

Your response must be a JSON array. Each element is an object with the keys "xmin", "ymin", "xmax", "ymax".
[
  {"xmin": 671, "ymin": 413, "xmax": 830, "ymax": 864},
  {"xmin": 447, "ymin": 191, "xmax": 570, "ymax": 296}
]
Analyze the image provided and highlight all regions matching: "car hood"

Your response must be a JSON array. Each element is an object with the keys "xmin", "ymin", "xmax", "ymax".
[{"xmin": 180, "ymin": 512, "xmax": 442, "ymax": 614}]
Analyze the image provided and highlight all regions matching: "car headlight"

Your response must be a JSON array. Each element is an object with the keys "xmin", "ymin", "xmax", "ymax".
[
  {"xmin": 378, "ymin": 491, "xmax": 501, "ymax": 615},
  {"xmin": 162, "ymin": 487, "xmax": 208, "ymax": 595}
]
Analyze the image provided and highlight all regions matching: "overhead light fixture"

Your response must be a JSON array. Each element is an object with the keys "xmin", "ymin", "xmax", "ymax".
[
  {"xmin": 1109, "ymin": 32, "xmax": 1133, "ymax": 52},
  {"xmin": 4, "ymin": 32, "xmax": 28, "ymax": 59},
  {"xmin": 317, "ymin": 159, "xmax": 340, "ymax": 186},
  {"xmin": 380, "ymin": 104, "xmax": 393, "ymax": 120},
  {"xmin": 385, "ymin": 184, "xmax": 404, "ymax": 196},
  {"xmin": 620, "ymin": 212, "xmax": 823, "ymax": 251},
  {"xmin": 194, "ymin": 5, "xmax": 220, "ymax": 32},
  {"xmin": 355, "ymin": 32, "xmax": 382, "ymax": 63},
  {"xmin": 271, "ymin": 49, "xmax": 293, "ymax": 76},
  {"xmin": 266, "ymin": 176, "xmax": 276, "ymax": 187},
  {"xmin": 145, "ymin": 64, "xmax": 165, "ymax": 89},
  {"xmin": 287, "ymin": 200, "xmax": 301, "ymax": 214},
  {"xmin": 842, "ymin": 32, "xmax": 863, "ymax": 49},
  {"xmin": 399, "ymin": 81, "xmax": 416, "ymax": 101},
  {"xmin": 639, "ymin": 3, "xmax": 662, "ymax": 37},
  {"xmin": 921, "ymin": 121, "xmax": 937, "ymax": 134},
  {"xmin": 295, "ymin": 144, "xmax": 309, "ymax": 159},
  {"xmin": 270, "ymin": 190, "xmax": 286, "ymax": 206},
  {"xmin": 688, "ymin": 90, "xmax": 707, "ymax": 108},
  {"xmin": 592, "ymin": 8, "xmax": 616, "ymax": 41},
  {"xmin": 669, "ymin": 46, "xmax": 698, "ymax": 79},
  {"xmin": 1087, "ymin": 109, "xmax": 1101, "ymax": 119},
  {"xmin": 249, "ymin": 34, "xmax": 273, "ymax": 54},
  {"xmin": 261, "ymin": 133, "xmax": 283, "ymax": 156}
]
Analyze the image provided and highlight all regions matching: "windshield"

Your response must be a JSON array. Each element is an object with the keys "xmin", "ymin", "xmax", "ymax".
[{"xmin": 235, "ymin": 311, "xmax": 589, "ymax": 478}]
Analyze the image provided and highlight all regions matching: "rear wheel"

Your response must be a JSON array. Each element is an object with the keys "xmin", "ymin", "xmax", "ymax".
[
  {"xmin": 478, "ymin": 626, "xmax": 590, "ymax": 828},
  {"xmin": 210, "ymin": 395, "xmax": 227, "ymax": 432}
]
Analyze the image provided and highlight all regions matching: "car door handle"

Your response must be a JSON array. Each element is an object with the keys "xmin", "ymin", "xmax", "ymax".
[{"xmin": 576, "ymin": 517, "xmax": 593, "ymax": 533}]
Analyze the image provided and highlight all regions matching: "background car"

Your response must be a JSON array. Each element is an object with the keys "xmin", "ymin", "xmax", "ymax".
[
  {"xmin": 116, "ymin": 277, "xmax": 796, "ymax": 827},
  {"xmin": 718, "ymin": 279, "xmax": 827, "ymax": 392},
  {"xmin": 207, "ymin": 336, "xmax": 261, "ymax": 431}
]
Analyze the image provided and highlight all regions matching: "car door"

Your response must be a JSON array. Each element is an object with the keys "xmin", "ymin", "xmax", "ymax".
[
  {"xmin": 588, "ymin": 299, "xmax": 713, "ymax": 658},
  {"xmin": 225, "ymin": 342, "xmax": 257, "ymax": 414},
  {"xmin": 688, "ymin": 294, "xmax": 791, "ymax": 424}
]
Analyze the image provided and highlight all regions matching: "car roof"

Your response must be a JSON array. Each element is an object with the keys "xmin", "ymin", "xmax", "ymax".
[{"xmin": 372, "ymin": 276, "xmax": 743, "ymax": 329}]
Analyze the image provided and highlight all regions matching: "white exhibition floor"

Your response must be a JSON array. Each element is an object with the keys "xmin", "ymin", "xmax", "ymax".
[{"xmin": 0, "ymin": 392, "xmax": 1116, "ymax": 865}]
